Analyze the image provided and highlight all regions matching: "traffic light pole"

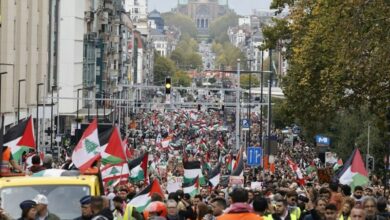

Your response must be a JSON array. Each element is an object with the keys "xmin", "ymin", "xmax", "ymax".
[{"xmin": 236, "ymin": 59, "xmax": 240, "ymax": 150}]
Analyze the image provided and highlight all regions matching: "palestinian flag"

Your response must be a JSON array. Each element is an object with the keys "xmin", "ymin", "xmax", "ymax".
[
  {"xmin": 305, "ymin": 161, "xmax": 317, "ymax": 175},
  {"xmin": 99, "ymin": 127, "xmax": 126, "ymax": 165},
  {"xmin": 72, "ymin": 118, "xmax": 101, "ymax": 172},
  {"xmin": 333, "ymin": 159, "xmax": 343, "ymax": 171},
  {"xmin": 128, "ymin": 153, "xmax": 148, "ymax": 182},
  {"xmin": 183, "ymin": 176, "xmax": 199, "ymax": 197},
  {"xmin": 227, "ymin": 155, "xmax": 236, "ymax": 173},
  {"xmin": 33, "ymin": 169, "xmax": 80, "ymax": 177},
  {"xmin": 336, "ymin": 149, "xmax": 368, "ymax": 190},
  {"xmin": 183, "ymin": 161, "xmax": 206, "ymax": 185},
  {"xmin": 231, "ymin": 154, "xmax": 244, "ymax": 176},
  {"xmin": 129, "ymin": 179, "xmax": 164, "ymax": 212},
  {"xmin": 3, "ymin": 116, "xmax": 35, "ymax": 161},
  {"xmin": 101, "ymin": 162, "xmax": 130, "ymax": 187},
  {"xmin": 208, "ymin": 163, "xmax": 221, "ymax": 188}
]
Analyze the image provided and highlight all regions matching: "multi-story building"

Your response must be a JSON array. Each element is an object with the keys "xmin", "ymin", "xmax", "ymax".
[
  {"xmin": 0, "ymin": 0, "xmax": 50, "ymax": 131},
  {"xmin": 176, "ymin": 0, "xmax": 230, "ymax": 34}
]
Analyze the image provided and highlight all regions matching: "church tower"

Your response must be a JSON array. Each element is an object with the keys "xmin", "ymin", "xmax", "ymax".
[{"xmin": 176, "ymin": 0, "xmax": 230, "ymax": 35}]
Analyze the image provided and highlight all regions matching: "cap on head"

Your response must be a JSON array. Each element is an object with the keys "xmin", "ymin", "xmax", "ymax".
[
  {"xmin": 20, "ymin": 200, "xmax": 37, "ymax": 210},
  {"xmin": 33, "ymin": 194, "xmax": 48, "ymax": 205},
  {"xmin": 80, "ymin": 195, "xmax": 92, "ymax": 205}
]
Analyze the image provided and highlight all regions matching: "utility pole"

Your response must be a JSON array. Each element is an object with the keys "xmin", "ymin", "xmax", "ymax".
[
  {"xmin": 267, "ymin": 49, "xmax": 273, "ymax": 156},
  {"xmin": 236, "ymin": 59, "xmax": 241, "ymax": 150},
  {"xmin": 260, "ymin": 49, "xmax": 264, "ymax": 147}
]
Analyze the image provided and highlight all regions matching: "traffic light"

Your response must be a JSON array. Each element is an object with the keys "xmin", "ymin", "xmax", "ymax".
[
  {"xmin": 366, "ymin": 155, "xmax": 374, "ymax": 172},
  {"xmin": 165, "ymin": 77, "xmax": 171, "ymax": 94},
  {"xmin": 197, "ymin": 104, "xmax": 201, "ymax": 111},
  {"xmin": 221, "ymin": 104, "xmax": 225, "ymax": 112}
]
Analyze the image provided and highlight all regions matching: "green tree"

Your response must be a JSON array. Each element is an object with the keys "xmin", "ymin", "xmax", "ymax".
[
  {"xmin": 170, "ymin": 34, "xmax": 202, "ymax": 70},
  {"xmin": 209, "ymin": 12, "xmax": 239, "ymax": 43},
  {"xmin": 173, "ymin": 70, "xmax": 192, "ymax": 87},
  {"xmin": 240, "ymin": 74, "xmax": 260, "ymax": 89},
  {"xmin": 212, "ymin": 42, "xmax": 247, "ymax": 70},
  {"xmin": 264, "ymin": 0, "xmax": 390, "ymax": 173},
  {"xmin": 162, "ymin": 13, "xmax": 198, "ymax": 38},
  {"xmin": 153, "ymin": 55, "xmax": 176, "ymax": 85}
]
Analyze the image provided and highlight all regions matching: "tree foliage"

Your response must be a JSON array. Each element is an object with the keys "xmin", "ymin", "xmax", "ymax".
[
  {"xmin": 170, "ymin": 34, "xmax": 202, "ymax": 70},
  {"xmin": 265, "ymin": 0, "xmax": 390, "ymax": 169},
  {"xmin": 212, "ymin": 42, "xmax": 247, "ymax": 70},
  {"xmin": 209, "ymin": 12, "xmax": 239, "ymax": 43},
  {"xmin": 173, "ymin": 70, "xmax": 192, "ymax": 87},
  {"xmin": 162, "ymin": 13, "xmax": 198, "ymax": 38},
  {"xmin": 153, "ymin": 55, "xmax": 177, "ymax": 85}
]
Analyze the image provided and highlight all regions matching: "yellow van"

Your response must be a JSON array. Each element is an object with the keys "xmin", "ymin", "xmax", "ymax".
[{"xmin": 0, "ymin": 169, "xmax": 102, "ymax": 220}]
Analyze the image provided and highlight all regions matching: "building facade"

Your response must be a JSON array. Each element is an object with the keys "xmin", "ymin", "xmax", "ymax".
[
  {"xmin": 0, "ymin": 0, "xmax": 49, "ymax": 127},
  {"xmin": 176, "ymin": 0, "xmax": 229, "ymax": 33}
]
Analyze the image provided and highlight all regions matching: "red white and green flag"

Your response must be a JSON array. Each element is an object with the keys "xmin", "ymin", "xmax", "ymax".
[
  {"xmin": 129, "ymin": 179, "xmax": 164, "ymax": 212},
  {"xmin": 71, "ymin": 118, "xmax": 101, "ymax": 172},
  {"xmin": 101, "ymin": 162, "xmax": 130, "ymax": 187},
  {"xmin": 333, "ymin": 159, "xmax": 343, "ymax": 171},
  {"xmin": 336, "ymin": 149, "xmax": 368, "ymax": 190},
  {"xmin": 3, "ymin": 116, "xmax": 36, "ymax": 161},
  {"xmin": 128, "ymin": 152, "xmax": 148, "ymax": 183},
  {"xmin": 183, "ymin": 161, "xmax": 206, "ymax": 186},
  {"xmin": 99, "ymin": 127, "xmax": 126, "ymax": 165},
  {"xmin": 183, "ymin": 176, "xmax": 199, "ymax": 197}
]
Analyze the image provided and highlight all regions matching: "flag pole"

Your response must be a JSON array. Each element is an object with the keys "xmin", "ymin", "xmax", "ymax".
[{"xmin": 0, "ymin": 114, "xmax": 4, "ymax": 177}]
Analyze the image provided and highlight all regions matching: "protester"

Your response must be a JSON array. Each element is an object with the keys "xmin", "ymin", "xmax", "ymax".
[
  {"xmin": 352, "ymin": 186, "xmax": 365, "ymax": 204},
  {"xmin": 362, "ymin": 197, "xmax": 386, "ymax": 220},
  {"xmin": 324, "ymin": 204, "xmax": 337, "ymax": 220},
  {"xmin": 90, "ymin": 196, "xmax": 113, "ymax": 220},
  {"xmin": 338, "ymin": 197, "xmax": 355, "ymax": 220},
  {"xmin": 112, "ymin": 196, "xmax": 124, "ymax": 220},
  {"xmin": 210, "ymin": 198, "xmax": 227, "ymax": 217},
  {"xmin": 217, "ymin": 188, "xmax": 263, "ymax": 220},
  {"xmin": 33, "ymin": 194, "xmax": 60, "ymax": 220},
  {"xmin": 28, "ymin": 155, "xmax": 45, "ymax": 174},
  {"xmin": 350, "ymin": 207, "xmax": 366, "ymax": 220},
  {"xmin": 166, "ymin": 199, "xmax": 181, "ymax": 220}
]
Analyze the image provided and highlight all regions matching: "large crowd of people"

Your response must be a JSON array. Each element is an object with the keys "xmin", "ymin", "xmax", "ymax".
[{"xmin": 2, "ymin": 109, "xmax": 389, "ymax": 220}]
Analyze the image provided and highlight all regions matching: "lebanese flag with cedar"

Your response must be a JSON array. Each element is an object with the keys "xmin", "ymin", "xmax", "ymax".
[{"xmin": 71, "ymin": 118, "xmax": 101, "ymax": 172}]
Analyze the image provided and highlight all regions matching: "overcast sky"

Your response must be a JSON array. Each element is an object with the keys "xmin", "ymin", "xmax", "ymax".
[{"xmin": 148, "ymin": 0, "xmax": 273, "ymax": 15}]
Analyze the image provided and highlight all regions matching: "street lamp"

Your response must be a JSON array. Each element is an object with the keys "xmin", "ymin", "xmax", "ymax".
[
  {"xmin": 36, "ymin": 83, "xmax": 44, "ymax": 149},
  {"xmin": 0, "ymin": 72, "xmax": 8, "ymax": 116},
  {"xmin": 17, "ymin": 79, "xmax": 26, "ymax": 122},
  {"xmin": 50, "ymin": 85, "xmax": 57, "ymax": 152},
  {"xmin": 76, "ymin": 88, "xmax": 82, "ymax": 130}
]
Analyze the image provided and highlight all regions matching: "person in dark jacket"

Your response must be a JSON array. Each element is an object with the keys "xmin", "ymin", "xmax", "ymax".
[
  {"xmin": 376, "ymin": 197, "xmax": 390, "ymax": 219},
  {"xmin": 363, "ymin": 197, "xmax": 386, "ymax": 220},
  {"xmin": 28, "ymin": 155, "xmax": 45, "ymax": 174},
  {"xmin": 74, "ymin": 196, "xmax": 93, "ymax": 220},
  {"xmin": 90, "ymin": 196, "xmax": 113, "ymax": 220},
  {"xmin": 18, "ymin": 200, "xmax": 37, "ymax": 220}
]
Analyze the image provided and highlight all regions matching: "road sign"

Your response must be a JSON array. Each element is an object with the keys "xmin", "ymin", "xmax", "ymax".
[
  {"xmin": 315, "ymin": 135, "xmax": 330, "ymax": 146},
  {"xmin": 247, "ymin": 147, "xmax": 262, "ymax": 166},
  {"xmin": 242, "ymin": 119, "xmax": 250, "ymax": 129}
]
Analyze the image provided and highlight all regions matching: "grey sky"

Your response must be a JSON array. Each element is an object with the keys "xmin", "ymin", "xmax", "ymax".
[{"xmin": 148, "ymin": 0, "xmax": 273, "ymax": 15}]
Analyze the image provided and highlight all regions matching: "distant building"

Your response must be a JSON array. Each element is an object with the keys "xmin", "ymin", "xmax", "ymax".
[
  {"xmin": 125, "ymin": 0, "xmax": 148, "ymax": 22},
  {"xmin": 176, "ymin": 0, "xmax": 230, "ymax": 34},
  {"xmin": 148, "ymin": 10, "xmax": 164, "ymax": 32}
]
